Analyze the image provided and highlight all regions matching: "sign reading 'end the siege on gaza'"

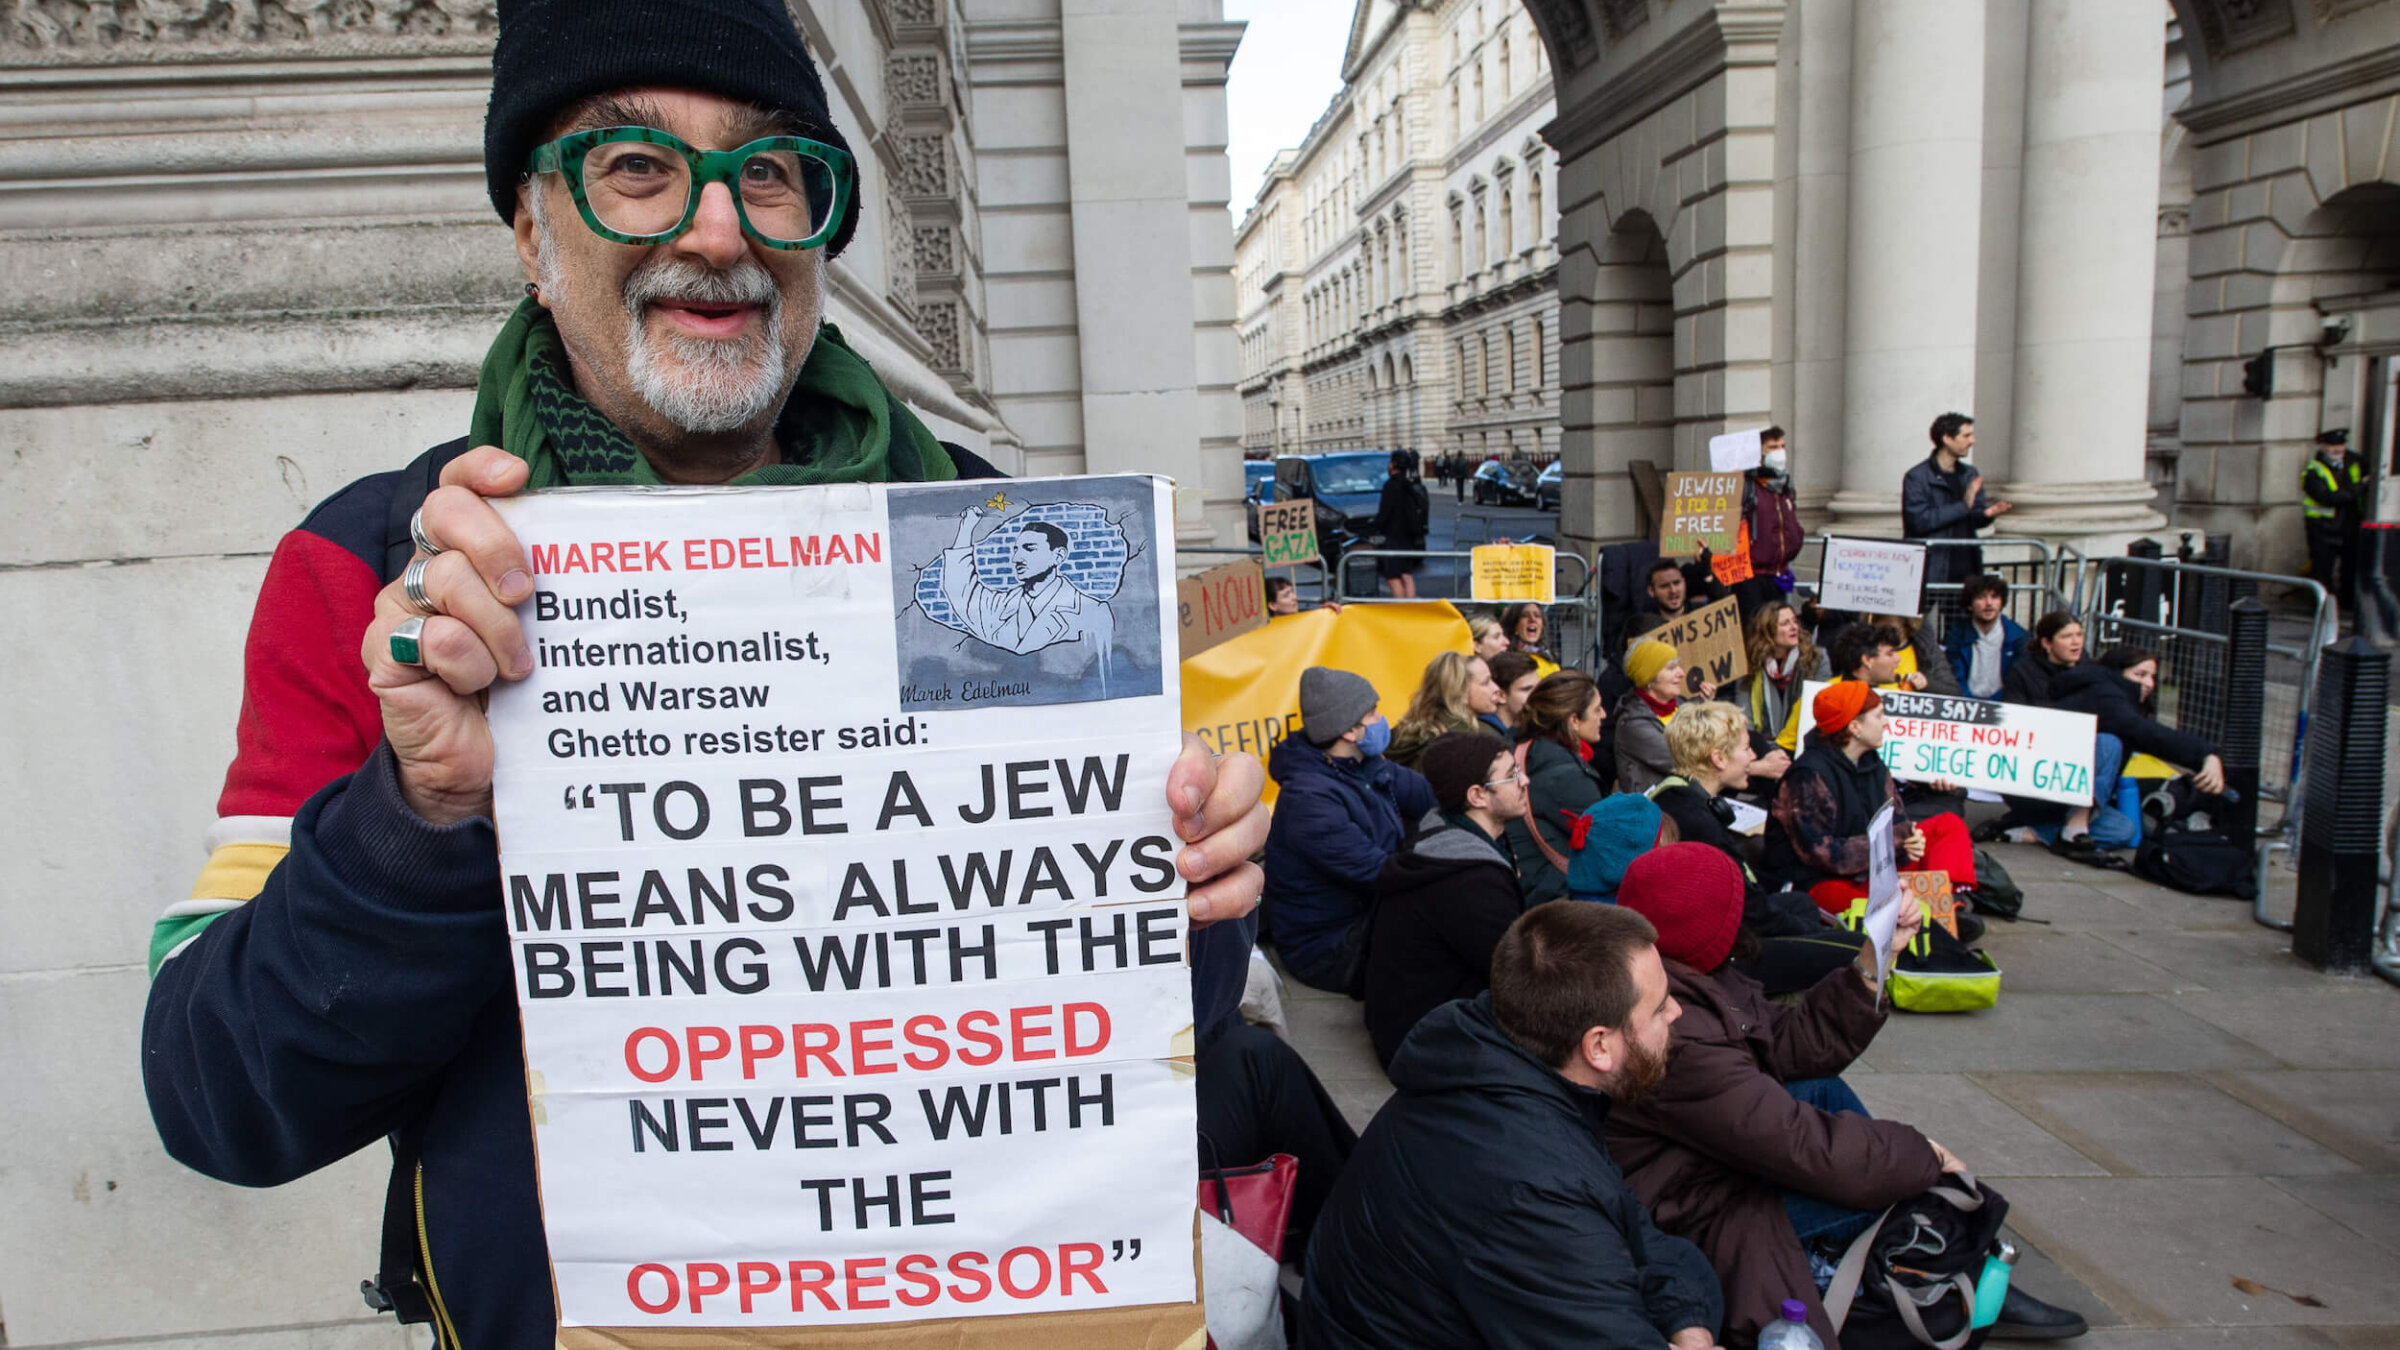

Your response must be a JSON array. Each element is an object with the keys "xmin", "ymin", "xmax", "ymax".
[{"xmin": 487, "ymin": 477, "xmax": 1196, "ymax": 1340}]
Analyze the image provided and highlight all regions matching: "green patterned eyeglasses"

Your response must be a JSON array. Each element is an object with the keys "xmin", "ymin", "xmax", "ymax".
[{"xmin": 526, "ymin": 125, "xmax": 853, "ymax": 250}]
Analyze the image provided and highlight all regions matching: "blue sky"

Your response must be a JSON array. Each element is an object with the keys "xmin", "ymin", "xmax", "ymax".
[{"xmin": 1222, "ymin": 0, "xmax": 1355, "ymax": 218}]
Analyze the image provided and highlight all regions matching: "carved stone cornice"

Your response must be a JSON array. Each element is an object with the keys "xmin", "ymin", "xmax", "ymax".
[
  {"xmin": 1541, "ymin": 3, "xmax": 1783, "ymax": 160},
  {"xmin": 2177, "ymin": 42, "xmax": 2400, "ymax": 143},
  {"xmin": 3, "ymin": 0, "xmax": 495, "ymax": 66}
]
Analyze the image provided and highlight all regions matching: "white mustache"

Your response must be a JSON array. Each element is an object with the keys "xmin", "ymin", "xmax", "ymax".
[{"xmin": 622, "ymin": 257, "xmax": 780, "ymax": 314}]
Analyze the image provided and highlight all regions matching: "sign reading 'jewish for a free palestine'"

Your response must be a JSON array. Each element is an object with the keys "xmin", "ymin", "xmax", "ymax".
[{"xmin": 487, "ymin": 477, "xmax": 1198, "ymax": 1341}]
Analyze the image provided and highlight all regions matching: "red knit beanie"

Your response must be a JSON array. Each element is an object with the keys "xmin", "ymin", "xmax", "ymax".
[{"xmin": 1615, "ymin": 843, "xmax": 1746, "ymax": 973}]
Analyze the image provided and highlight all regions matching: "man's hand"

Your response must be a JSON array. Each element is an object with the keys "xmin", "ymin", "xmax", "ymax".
[
  {"xmin": 360, "ymin": 445, "xmax": 534, "ymax": 826},
  {"xmin": 1905, "ymin": 671, "xmax": 1929, "ymax": 691},
  {"xmin": 1966, "ymin": 475, "xmax": 1984, "ymax": 505},
  {"xmin": 1901, "ymin": 825, "xmax": 1927, "ymax": 864},
  {"xmin": 1668, "ymin": 1327, "xmax": 1723, "ymax": 1350},
  {"xmin": 1167, "ymin": 735, "xmax": 1268, "ymax": 930},
  {"xmin": 2195, "ymin": 754, "xmax": 2226, "ymax": 796},
  {"xmin": 1927, "ymin": 1137, "xmax": 1970, "ymax": 1175},
  {"xmin": 1689, "ymin": 675, "xmax": 1719, "ymax": 701},
  {"xmin": 1985, "ymin": 499, "xmax": 2014, "ymax": 519},
  {"xmin": 1751, "ymin": 748, "xmax": 1792, "ymax": 780}
]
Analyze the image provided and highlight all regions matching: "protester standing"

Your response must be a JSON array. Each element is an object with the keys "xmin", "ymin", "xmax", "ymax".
[
  {"xmin": 1369, "ymin": 449, "xmax": 1431, "ymax": 599},
  {"xmin": 1735, "ymin": 427, "xmax": 1805, "ymax": 619},
  {"xmin": 1365, "ymin": 731, "xmax": 1529, "ymax": 1067},
  {"xmin": 1263, "ymin": 668, "xmax": 1437, "ymax": 993},
  {"xmin": 1902, "ymin": 411, "xmax": 2011, "ymax": 592}
]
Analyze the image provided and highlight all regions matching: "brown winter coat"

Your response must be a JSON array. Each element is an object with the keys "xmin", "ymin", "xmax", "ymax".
[{"xmin": 1604, "ymin": 959, "xmax": 1943, "ymax": 1349}]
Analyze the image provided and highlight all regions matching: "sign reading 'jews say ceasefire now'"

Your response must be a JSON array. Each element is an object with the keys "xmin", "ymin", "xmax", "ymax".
[
  {"xmin": 1798, "ymin": 681, "xmax": 2099, "ymax": 807},
  {"xmin": 486, "ymin": 476, "xmax": 1199, "ymax": 1345}
]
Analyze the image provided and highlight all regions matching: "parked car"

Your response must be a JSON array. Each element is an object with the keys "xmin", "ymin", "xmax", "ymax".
[
  {"xmin": 1472, "ymin": 459, "xmax": 1538, "ymax": 506},
  {"xmin": 1243, "ymin": 460, "xmax": 1276, "ymax": 541},
  {"xmin": 1274, "ymin": 451, "xmax": 1391, "ymax": 562},
  {"xmin": 1536, "ymin": 460, "xmax": 1562, "ymax": 511}
]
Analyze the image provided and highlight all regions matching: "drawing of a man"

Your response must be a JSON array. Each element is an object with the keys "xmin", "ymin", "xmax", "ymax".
[{"xmin": 941, "ymin": 506, "xmax": 1116, "ymax": 666}]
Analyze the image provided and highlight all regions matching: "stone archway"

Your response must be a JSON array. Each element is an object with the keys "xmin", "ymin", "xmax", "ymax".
[{"xmin": 1560, "ymin": 211, "xmax": 1674, "ymax": 544}]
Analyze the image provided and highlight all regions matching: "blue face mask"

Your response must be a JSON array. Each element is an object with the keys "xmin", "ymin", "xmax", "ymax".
[{"xmin": 1357, "ymin": 717, "xmax": 1392, "ymax": 759}]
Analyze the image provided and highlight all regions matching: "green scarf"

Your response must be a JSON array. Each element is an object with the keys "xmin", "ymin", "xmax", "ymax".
[{"xmin": 467, "ymin": 297, "xmax": 956, "ymax": 487}]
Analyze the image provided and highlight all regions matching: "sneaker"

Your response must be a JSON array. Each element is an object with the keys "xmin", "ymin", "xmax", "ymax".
[{"xmin": 1990, "ymin": 1285, "xmax": 2089, "ymax": 1340}]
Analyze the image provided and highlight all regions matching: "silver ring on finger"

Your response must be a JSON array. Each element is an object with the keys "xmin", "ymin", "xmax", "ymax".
[
  {"xmin": 409, "ymin": 507, "xmax": 445, "ymax": 558},
  {"xmin": 389, "ymin": 616, "xmax": 428, "ymax": 667},
  {"xmin": 402, "ymin": 555, "xmax": 438, "ymax": 614}
]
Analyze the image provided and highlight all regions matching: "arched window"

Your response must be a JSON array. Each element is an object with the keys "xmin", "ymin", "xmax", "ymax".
[
  {"xmin": 1477, "ymin": 334, "xmax": 1491, "ymax": 397},
  {"xmin": 1498, "ymin": 173, "xmax": 1515, "ymax": 258},
  {"xmin": 1448, "ymin": 204, "xmax": 1464, "ymax": 281},
  {"xmin": 1503, "ymin": 325, "xmax": 1517, "ymax": 392},
  {"xmin": 1498, "ymin": 35, "xmax": 1510, "ymax": 99},
  {"xmin": 1449, "ymin": 80, "xmax": 1461, "ymax": 141},
  {"xmin": 1528, "ymin": 161, "xmax": 1544, "ymax": 234},
  {"xmin": 1472, "ymin": 190, "xmax": 1488, "ymax": 271},
  {"xmin": 1529, "ymin": 317, "xmax": 1545, "ymax": 388},
  {"xmin": 1472, "ymin": 59, "xmax": 1484, "ymax": 123}
]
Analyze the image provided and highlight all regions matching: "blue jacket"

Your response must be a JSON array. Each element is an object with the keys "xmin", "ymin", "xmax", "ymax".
[
  {"xmin": 1263, "ymin": 736, "xmax": 1436, "ymax": 989},
  {"xmin": 1942, "ymin": 614, "xmax": 2028, "ymax": 698}
]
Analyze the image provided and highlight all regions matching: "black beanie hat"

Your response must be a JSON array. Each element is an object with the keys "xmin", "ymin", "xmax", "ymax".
[
  {"xmin": 485, "ymin": 0, "xmax": 859, "ymax": 257},
  {"xmin": 1420, "ymin": 731, "xmax": 1510, "ymax": 815}
]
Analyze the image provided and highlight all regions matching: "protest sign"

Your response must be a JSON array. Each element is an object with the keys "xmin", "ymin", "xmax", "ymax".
[
  {"xmin": 1471, "ymin": 543, "xmax": 1556, "ymax": 603},
  {"xmin": 1865, "ymin": 802, "xmax": 1901, "ymax": 985},
  {"xmin": 1901, "ymin": 871, "xmax": 1961, "ymax": 939},
  {"xmin": 1818, "ymin": 536, "xmax": 1926, "ymax": 614},
  {"xmin": 1656, "ymin": 595, "xmax": 1747, "ymax": 686},
  {"xmin": 1176, "ymin": 557, "xmax": 1266, "ymax": 658},
  {"xmin": 1182, "ymin": 601, "xmax": 1473, "ymax": 804},
  {"xmin": 1258, "ymin": 498, "xmax": 1318, "ymax": 567},
  {"xmin": 1659, "ymin": 471, "xmax": 1743, "ymax": 556},
  {"xmin": 1798, "ymin": 682, "xmax": 2099, "ymax": 806},
  {"xmin": 1708, "ymin": 428, "xmax": 1763, "ymax": 473},
  {"xmin": 488, "ymin": 477, "xmax": 1200, "ymax": 1343},
  {"xmin": 1710, "ymin": 521, "xmax": 1755, "ymax": 586}
]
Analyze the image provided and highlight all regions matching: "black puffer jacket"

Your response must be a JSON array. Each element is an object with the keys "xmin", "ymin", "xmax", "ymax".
[
  {"xmin": 1365, "ymin": 813, "xmax": 1523, "ymax": 1067},
  {"xmin": 1302, "ymin": 995, "xmax": 1724, "ymax": 1349},
  {"xmin": 2049, "ymin": 663, "xmax": 2219, "ymax": 769}
]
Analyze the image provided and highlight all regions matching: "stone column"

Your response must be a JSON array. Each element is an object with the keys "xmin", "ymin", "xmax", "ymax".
[
  {"xmin": 1828, "ymin": 0, "xmax": 1986, "ymax": 530},
  {"xmin": 1998, "ymin": 0, "xmax": 2168, "ymax": 536}
]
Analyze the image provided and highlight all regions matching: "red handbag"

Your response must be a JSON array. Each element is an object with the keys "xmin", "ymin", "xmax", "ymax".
[{"xmin": 1198, "ymin": 1152, "xmax": 1299, "ymax": 1262}]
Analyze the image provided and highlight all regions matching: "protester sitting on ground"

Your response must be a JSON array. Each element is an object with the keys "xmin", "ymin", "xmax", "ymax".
[
  {"xmin": 1869, "ymin": 612, "xmax": 1962, "ymax": 696},
  {"xmin": 1732, "ymin": 600, "xmax": 1825, "ymax": 756},
  {"xmin": 1506, "ymin": 670, "xmax": 1614, "ymax": 904},
  {"xmin": 1828, "ymin": 621, "xmax": 1907, "ymax": 690},
  {"xmin": 1563, "ymin": 793, "xmax": 1681, "ymax": 902},
  {"xmin": 1196, "ymin": 973, "xmax": 1362, "ymax": 1259},
  {"xmin": 1648, "ymin": 705, "xmax": 1868, "ymax": 995},
  {"xmin": 1468, "ymin": 610, "xmax": 1510, "ymax": 659},
  {"xmin": 1265, "ymin": 574, "xmax": 1301, "ymax": 616},
  {"xmin": 1607, "ymin": 846, "xmax": 2088, "ymax": 1346},
  {"xmin": 1615, "ymin": 639, "xmax": 1717, "ymax": 795},
  {"xmin": 1264, "ymin": 667, "xmax": 1437, "ymax": 993},
  {"xmin": 1365, "ymin": 731, "xmax": 1528, "ymax": 1067},
  {"xmin": 1487, "ymin": 650, "xmax": 1542, "ymax": 735},
  {"xmin": 1302, "ymin": 903, "xmax": 1727, "ymax": 1350},
  {"xmin": 2002, "ymin": 609, "xmax": 2085, "ymax": 706},
  {"xmin": 1944, "ymin": 573, "xmax": 2026, "ymax": 699},
  {"xmin": 1389, "ymin": 651, "xmax": 1504, "ymax": 770},
  {"xmin": 1503, "ymin": 600, "xmax": 1562, "ymax": 677},
  {"xmin": 2049, "ymin": 645, "xmax": 2227, "ymax": 838},
  {"xmin": 1765, "ymin": 683, "xmax": 1980, "ymax": 912},
  {"xmin": 1647, "ymin": 557, "xmax": 1697, "ymax": 620}
]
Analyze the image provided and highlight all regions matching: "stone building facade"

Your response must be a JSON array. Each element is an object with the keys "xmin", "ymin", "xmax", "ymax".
[
  {"xmin": 1235, "ymin": 0, "xmax": 1561, "ymax": 465},
  {"xmin": 1508, "ymin": 0, "xmax": 2400, "ymax": 571},
  {"xmin": 0, "ymin": 0, "xmax": 1242, "ymax": 1341}
]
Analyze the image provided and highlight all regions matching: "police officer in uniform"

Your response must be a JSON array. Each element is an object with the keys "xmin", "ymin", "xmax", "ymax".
[{"xmin": 2302, "ymin": 427, "xmax": 2365, "ymax": 605}]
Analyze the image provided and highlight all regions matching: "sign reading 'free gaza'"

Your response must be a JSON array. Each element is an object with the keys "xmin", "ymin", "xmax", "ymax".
[
  {"xmin": 487, "ymin": 477, "xmax": 1199, "ymax": 1344},
  {"xmin": 1798, "ymin": 682, "xmax": 2099, "ymax": 806}
]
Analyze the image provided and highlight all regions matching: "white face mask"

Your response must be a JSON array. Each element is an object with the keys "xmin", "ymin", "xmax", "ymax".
[{"xmin": 1762, "ymin": 448, "xmax": 1787, "ymax": 473}]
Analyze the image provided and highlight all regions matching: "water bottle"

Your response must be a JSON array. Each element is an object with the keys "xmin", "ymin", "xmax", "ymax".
[{"xmin": 1758, "ymin": 1299, "xmax": 1824, "ymax": 1349}]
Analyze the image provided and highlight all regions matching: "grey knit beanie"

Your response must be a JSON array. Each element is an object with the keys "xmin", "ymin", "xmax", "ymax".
[{"xmin": 1299, "ymin": 667, "xmax": 1380, "ymax": 745}]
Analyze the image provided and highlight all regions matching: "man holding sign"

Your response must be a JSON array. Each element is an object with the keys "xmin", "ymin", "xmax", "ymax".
[{"xmin": 140, "ymin": 4, "xmax": 1269, "ymax": 1343}]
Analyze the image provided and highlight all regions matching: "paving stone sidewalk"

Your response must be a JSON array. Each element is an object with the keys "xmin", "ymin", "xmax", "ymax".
[{"xmin": 1273, "ymin": 839, "xmax": 2400, "ymax": 1346}]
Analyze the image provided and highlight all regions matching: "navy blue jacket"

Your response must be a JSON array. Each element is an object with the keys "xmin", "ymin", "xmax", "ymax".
[
  {"xmin": 1900, "ymin": 453, "xmax": 1989, "ymax": 584},
  {"xmin": 1262, "ymin": 735, "xmax": 1435, "ymax": 990},
  {"xmin": 1943, "ymin": 614, "xmax": 2028, "ymax": 698}
]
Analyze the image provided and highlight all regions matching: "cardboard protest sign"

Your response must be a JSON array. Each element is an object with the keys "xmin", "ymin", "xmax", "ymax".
[
  {"xmin": 1710, "ymin": 521, "xmax": 1755, "ymax": 586},
  {"xmin": 1900, "ymin": 871, "xmax": 1961, "ymax": 939},
  {"xmin": 1659, "ymin": 471, "xmax": 1743, "ymax": 557},
  {"xmin": 1864, "ymin": 802, "xmax": 1902, "ymax": 985},
  {"xmin": 1798, "ymin": 682, "xmax": 2099, "ymax": 806},
  {"xmin": 1182, "ymin": 601, "xmax": 1473, "ymax": 804},
  {"xmin": 1818, "ymin": 536, "xmax": 1926, "ymax": 614},
  {"xmin": 1258, "ymin": 498, "xmax": 1318, "ymax": 567},
  {"xmin": 488, "ymin": 477, "xmax": 1199, "ymax": 1344},
  {"xmin": 1176, "ymin": 557, "xmax": 1266, "ymax": 658},
  {"xmin": 1470, "ymin": 543, "xmax": 1556, "ymax": 603},
  {"xmin": 1709, "ymin": 428, "xmax": 1763, "ymax": 473},
  {"xmin": 1655, "ymin": 595, "xmax": 1747, "ymax": 686}
]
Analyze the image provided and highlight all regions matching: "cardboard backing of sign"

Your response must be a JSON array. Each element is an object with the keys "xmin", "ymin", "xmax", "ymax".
[
  {"xmin": 1658, "ymin": 471, "xmax": 1743, "ymax": 557},
  {"xmin": 1656, "ymin": 595, "xmax": 1747, "ymax": 686},
  {"xmin": 1177, "ymin": 557, "xmax": 1267, "ymax": 658},
  {"xmin": 1257, "ymin": 498, "xmax": 1319, "ymax": 567},
  {"xmin": 1471, "ymin": 543, "xmax": 1556, "ymax": 603}
]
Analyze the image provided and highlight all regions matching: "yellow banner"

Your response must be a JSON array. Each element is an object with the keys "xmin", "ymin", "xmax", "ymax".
[{"xmin": 1183, "ymin": 601, "xmax": 1476, "ymax": 802}]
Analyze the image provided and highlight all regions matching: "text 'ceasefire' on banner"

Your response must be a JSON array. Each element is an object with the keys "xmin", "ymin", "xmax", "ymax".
[{"xmin": 487, "ymin": 477, "xmax": 1197, "ymax": 1341}]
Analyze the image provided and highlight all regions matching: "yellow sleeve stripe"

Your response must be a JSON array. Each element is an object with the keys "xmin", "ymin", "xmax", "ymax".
[
  {"xmin": 151, "ymin": 828, "xmax": 294, "ymax": 977},
  {"xmin": 188, "ymin": 841, "xmax": 291, "ymax": 903}
]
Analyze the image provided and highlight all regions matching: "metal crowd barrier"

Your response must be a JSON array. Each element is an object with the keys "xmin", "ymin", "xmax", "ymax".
[
  {"xmin": 1178, "ymin": 545, "xmax": 1339, "ymax": 609},
  {"xmin": 1335, "ymin": 547, "xmax": 1602, "ymax": 672}
]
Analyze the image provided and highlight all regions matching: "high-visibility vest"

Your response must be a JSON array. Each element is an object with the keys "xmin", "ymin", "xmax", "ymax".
[{"xmin": 2302, "ymin": 456, "xmax": 2361, "ymax": 521}]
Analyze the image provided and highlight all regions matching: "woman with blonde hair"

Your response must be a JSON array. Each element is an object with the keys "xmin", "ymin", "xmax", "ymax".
[
  {"xmin": 1388, "ymin": 651, "xmax": 1502, "ymax": 770},
  {"xmin": 1466, "ymin": 611, "xmax": 1509, "ymax": 660}
]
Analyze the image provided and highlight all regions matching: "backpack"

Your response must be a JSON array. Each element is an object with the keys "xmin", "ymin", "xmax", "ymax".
[
  {"xmin": 1838, "ymin": 898, "xmax": 2003, "ymax": 1013},
  {"xmin": 2132, "ymin": 829, "xmax": 2257, "ymax": 900},
  {"xmin": 1965, "ymin": 848, "xmax": 2022, "ymax": 920},
  {"xmin": 1825, "ymin": 1174, "xmax": 2014, "ymax": 1350}
]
